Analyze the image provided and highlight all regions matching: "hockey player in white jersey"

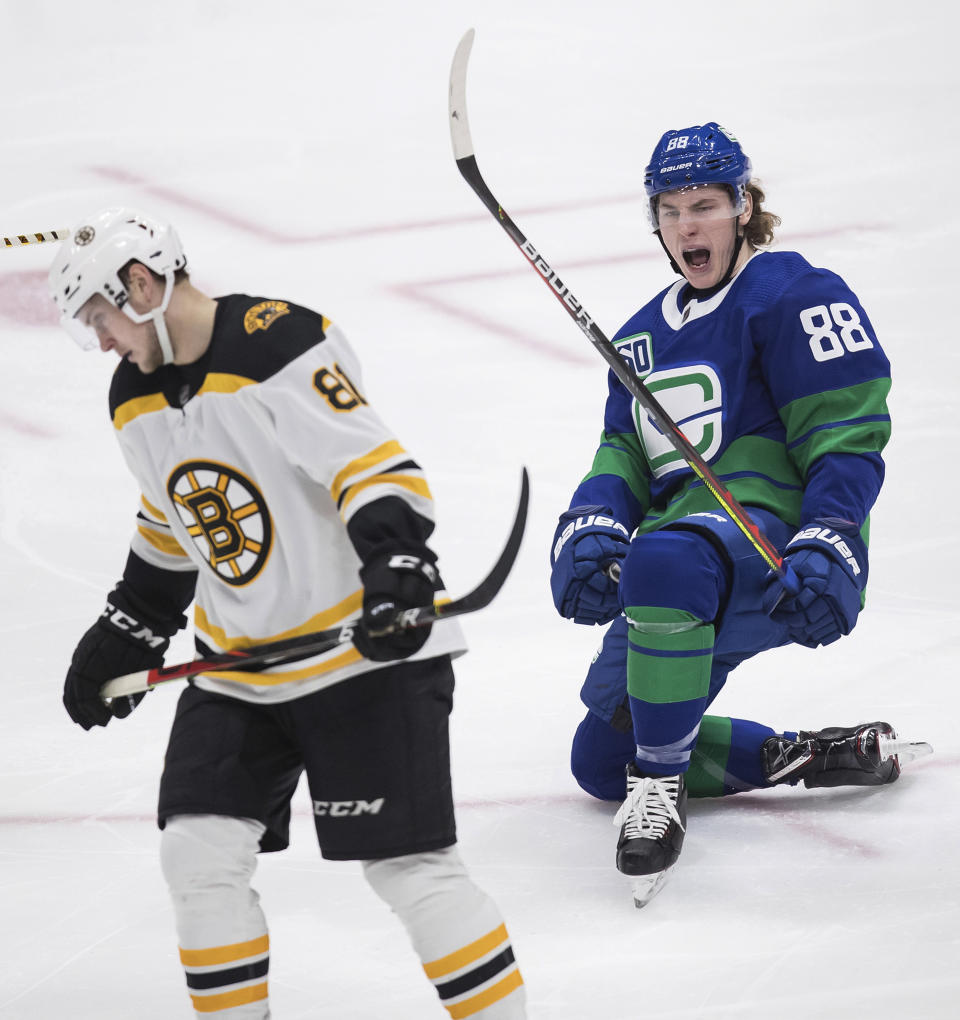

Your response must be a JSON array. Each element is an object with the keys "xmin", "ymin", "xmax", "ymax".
[{"xmin": 49, "ymin": 208, "xmax": 526, "ymax": 1019}]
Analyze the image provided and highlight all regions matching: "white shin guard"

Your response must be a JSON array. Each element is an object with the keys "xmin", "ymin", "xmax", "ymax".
[
  {"xmin": 160, "ymin": 815, "xmax": 270, "ymax": 1018},
  {"xmin": 363, "ymin": 846, "xmax": 526, "ymax": 1018}
]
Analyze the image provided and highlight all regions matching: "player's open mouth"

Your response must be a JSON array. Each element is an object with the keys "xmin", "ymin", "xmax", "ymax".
[{"xmin": 683, "ymin": 248, "xmax": 710, "ymax": 268}]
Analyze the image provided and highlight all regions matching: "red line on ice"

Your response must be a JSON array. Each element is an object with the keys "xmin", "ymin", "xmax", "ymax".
[
  {"xmin": 82, "ymin": 167, "xmax": 886, "ymax": 362},
  {"xmin": 89, "ymin": 166, "xmax": 645, "ymax": 244}
]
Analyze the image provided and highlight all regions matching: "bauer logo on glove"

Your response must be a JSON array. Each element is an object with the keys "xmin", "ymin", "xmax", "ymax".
[
  {"xmin": 553, "ymin": 510, "xmax": 630, "ymax": 562},
  {"xmin": 788, "ymin": 523, "xmax": 861, "ymax": 577},
  {"xmin": 763, "ymin": 516, "xmax": 868, "ymax": 648},
  {"xmin": 550, "ymin": 505, "xmax": 631, "ymax": 626}
]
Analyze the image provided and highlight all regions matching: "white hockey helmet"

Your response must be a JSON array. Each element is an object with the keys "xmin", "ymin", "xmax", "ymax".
[{"xmin": 47, "ymin": 207, "xmax": 187, "ymax": 363}]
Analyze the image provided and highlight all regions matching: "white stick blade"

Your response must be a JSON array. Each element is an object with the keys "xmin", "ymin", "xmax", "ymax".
[{"xmin": 449, "ymin": 28, "xmax": 476, "ymax": 160}]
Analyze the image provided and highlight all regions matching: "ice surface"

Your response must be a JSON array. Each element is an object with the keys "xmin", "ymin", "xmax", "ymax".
[{"xmin": 1, "ymin": 1, "xmax": 957, "ymax": 1017}]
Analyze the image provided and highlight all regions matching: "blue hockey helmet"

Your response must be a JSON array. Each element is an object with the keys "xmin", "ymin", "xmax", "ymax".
[{"xmin": 643, "ymin": 122, "xmax": 752, "ymax": 231}]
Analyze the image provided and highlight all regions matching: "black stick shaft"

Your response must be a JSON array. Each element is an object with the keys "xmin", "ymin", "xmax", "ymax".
[{"xmin": 100, "ymin": 467, "xmax": 528, "ymax": 698}]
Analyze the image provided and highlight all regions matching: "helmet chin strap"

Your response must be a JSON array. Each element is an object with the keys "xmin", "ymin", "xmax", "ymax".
[
  {"xmin": 122, "ymin": 269, "xmax": 177, "ymax": 365},
  {"xmin": 151, "ymin": 309, "xmax": 175, "ymax": 365},
  {"xmin": 711, "ymin": 224, "xmax": 745, "ymax": 292},
  {"xmin": 655, "ymin": 230, "xmax": 681, "ymax": 275}
]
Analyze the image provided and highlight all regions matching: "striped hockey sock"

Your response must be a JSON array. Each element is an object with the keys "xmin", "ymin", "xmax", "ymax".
[
  {"xmin": 363, "ymin": 846, "xmax": 526, "ymax": 1018},
  {"xmin": 161, "ymin": 815, "xmax": 271, "ymax": 1018},
  {"xmin": 179, "ymin": 935, "xmax": 270, "ymax": 1016},
  {"xmin": 625, "ymin": 606, "xmax": 714, "ymax": 774},
  {"xmin": 422, "ymin": 922, "xmax": 524, "ymax": 1018}
]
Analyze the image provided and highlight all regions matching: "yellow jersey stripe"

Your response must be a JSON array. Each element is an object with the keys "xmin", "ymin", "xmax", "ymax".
[
  {"xmin": 196, "ymin": 373, "xmax": 257, "ymax": 396},
  {"xmin": 330, "ymin": 440, "xmax": 406, "ymax": 503},
  {"xmin": 114, "ymin": 375, "xmax": 255, "ymax": 432},
  {"xmin": 137, "ymin": 524, "xmax": 188, "ymax": 557},
  {"xmin": 179, "ymin": 934, "xmax": 269, "ymax": 967},
  {"xmin": 190, "ymin": 983, "xmax": 269, "ymax": 1014},
  {"xmin": 194, "ymin": 590, "xmax": 363, "ymax": 651},
  {"xmin": 340, "ymin": 472, "xmax": 432, "ymax": 512},
  {"xmin": 113, "ymin": 393, "xmax": 169, "ymax": 430},
  {"xmin": 210, "ymin": 645, "xmax": 362, "ymax": 685},
  {"xmin": 140, "ymin": 494, "xmax": 168, "ymax": 522},
  {"xmin": 423, "ymin": 925, "xmax": 509, "ymax": 980},
  {"xmin": 447, "ymin": 970, "xmax": 523, "ymax": 1019}
]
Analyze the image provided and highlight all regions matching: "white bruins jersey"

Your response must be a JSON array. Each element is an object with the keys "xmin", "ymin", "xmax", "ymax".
[{"xmin": 110, "ymin": 294, "xmax": 466, "ymax": 703}]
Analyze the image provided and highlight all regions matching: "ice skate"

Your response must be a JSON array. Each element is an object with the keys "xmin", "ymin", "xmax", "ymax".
[
  {"xmin": 762, "ymin": 721, "xmax": 933, "ymax": 789},
  {"xmin": 613, "ymin": 763, "xmax": 687, "ymax": 908}
]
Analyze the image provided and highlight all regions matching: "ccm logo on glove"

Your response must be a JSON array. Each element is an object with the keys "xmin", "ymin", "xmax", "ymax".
[
  {"xmin": 354, "ymin": 549, "xmax": 439, "ymax": 661},
  {"xmin": 100, "ymin": 603, "xmax": 168, "ymax": 648},
  {"xmin": 387, "ymin": 554, "xmax": 438, "ymax": 582}
]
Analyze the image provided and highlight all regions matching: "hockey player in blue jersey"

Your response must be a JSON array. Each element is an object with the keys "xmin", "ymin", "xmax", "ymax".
[{"xmin": 549, "ymin": 122, "xmax": 930, "ymax": 907}]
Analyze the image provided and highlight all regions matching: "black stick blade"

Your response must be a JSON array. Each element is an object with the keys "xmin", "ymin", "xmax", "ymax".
[{"xmin": 437, "ymin": 465, "xmax": 528, "ymax": 617}]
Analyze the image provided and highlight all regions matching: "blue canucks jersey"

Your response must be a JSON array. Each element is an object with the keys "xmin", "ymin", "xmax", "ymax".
[{"xmin": 569, "ymin": 250, "xmax": 891, "ymax": 538}]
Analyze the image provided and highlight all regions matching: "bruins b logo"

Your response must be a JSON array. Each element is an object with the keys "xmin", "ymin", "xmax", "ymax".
[{"xmin": 167, "ymin": 461, "xmax": 272, "ymax": 586}]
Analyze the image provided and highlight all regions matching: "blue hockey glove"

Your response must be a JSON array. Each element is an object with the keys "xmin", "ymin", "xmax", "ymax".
[
  {"xmin": 550, "ymin": 506, "xmax": 630, "ymax": 625},
  {"xmin": 762, "ymin": 518, "xmax": 867, "ymax": 648}
]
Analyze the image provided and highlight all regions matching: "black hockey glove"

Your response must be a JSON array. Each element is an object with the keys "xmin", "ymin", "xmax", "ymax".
[
  {"xmin": 353, "ymin": 549, "xmax": 439, "ymax": 662},
  {"xmin": 64, "ymin": 585, "xmax": 180, "ymax": 730}
]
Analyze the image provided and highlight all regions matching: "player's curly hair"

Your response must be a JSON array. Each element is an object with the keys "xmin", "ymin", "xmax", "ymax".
[{"xmin": 743, "ymin": 181, "xmax": 780, "ymax": 248}]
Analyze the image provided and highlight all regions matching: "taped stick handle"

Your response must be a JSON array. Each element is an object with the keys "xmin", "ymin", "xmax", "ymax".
[{"xmin": 3, "ymin": 228, "xmax": 70, "ymax": 249}]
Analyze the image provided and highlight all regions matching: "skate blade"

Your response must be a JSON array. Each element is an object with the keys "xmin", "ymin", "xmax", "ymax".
[
  {"xmin": 876, "ymin": 734, "xmax": 934, "ymax": 766},
  {"xmin": 630, "ymin": 867, "xmax": 673, "ymax": 909}
]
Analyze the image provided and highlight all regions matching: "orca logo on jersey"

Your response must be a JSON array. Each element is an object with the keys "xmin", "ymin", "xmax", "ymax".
[
  {"xmin": 243, "ymin": 300, "xmax": 290, "ymax": 334},
  {"xmin": 167, "ymin": 460, "xmax": 273, "ymax": 586}
]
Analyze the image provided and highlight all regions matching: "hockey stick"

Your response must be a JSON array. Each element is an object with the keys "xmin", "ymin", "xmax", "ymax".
[
  {"xmin": 3, "ymin": 228, "xmax": 69, "ymax": 249},
  {"xmin": 100, "ymin": 466, "xmax": 529, "ymax": 699},
  {"xmin": 448, "ymin": 30, "xmax": 784, "ymax": 577}
]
